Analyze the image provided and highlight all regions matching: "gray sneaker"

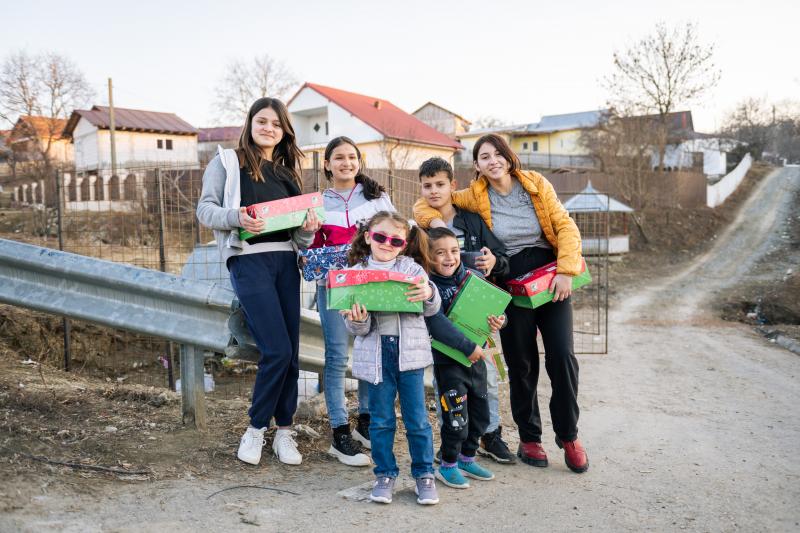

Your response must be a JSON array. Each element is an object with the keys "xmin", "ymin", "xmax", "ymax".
[
  {"xmin": 414, "ymin": 474, "xmax": 439, "ymax": 505},
  {"xmin": 370, "ymin": 475, "xmax": 395, "ymax": 504}
]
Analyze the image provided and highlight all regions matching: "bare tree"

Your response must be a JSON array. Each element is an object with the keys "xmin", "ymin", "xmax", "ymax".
[
  {"xmin": 213, "ymin": 54, "xmax": 299, "ymax": 124},
  {"xmin": 472, "ymin": 115, "xmax": 507, "ymax": 130},
  {"xmin": 605, "ymin": 22, "xmax": 720, "ymax": 167},
  {"xmin": 0, "ymin": 50, "xmax": 93, "ymax": 174}
]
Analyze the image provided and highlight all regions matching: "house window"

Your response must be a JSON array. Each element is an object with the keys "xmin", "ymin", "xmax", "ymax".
[
  {"xmin": 313, "ymin": 123, "xmax": 321, "ymax": 133},
  {"xmin": 166, "ymin": 139, "xmax": 173, "ymax": 150},
  {"xmin": 523, "ymin": 142, "xmax": 529, "ymax": 151},
  {"xmin": 157, "ymin": 139, "xmax": 163, "ymax": 149},
  {"xmin": 533, "ymin": 141, "xmax": 539, "ymax": 152},
  {"xmin": 325, "ymin": 121, "xmax": 329, "ymax": 135}
]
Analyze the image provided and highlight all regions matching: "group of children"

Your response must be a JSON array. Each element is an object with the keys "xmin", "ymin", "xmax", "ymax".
[{"xmin": 321, "ymin": 140, "xmax": 514, "ymax": 505}]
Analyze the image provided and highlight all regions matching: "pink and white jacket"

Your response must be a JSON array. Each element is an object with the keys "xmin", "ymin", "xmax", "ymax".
[{"xmin": 311, "ymin": 183, "xmax": 395, "ymax": 248}]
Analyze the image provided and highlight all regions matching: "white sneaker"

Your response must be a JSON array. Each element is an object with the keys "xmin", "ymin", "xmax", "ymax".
[
  {"xmin": 273, "ymin": 429, "xmax": 302, "ymax": 465},
  {"xmin": 237, "ymin": 426, "xmax": 267, "ymax": 465}
]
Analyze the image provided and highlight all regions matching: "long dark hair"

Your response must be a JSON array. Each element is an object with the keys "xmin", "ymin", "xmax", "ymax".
[
  {"xmin": 237, "ymin": 97, "xmax": 303, "ymax": 187},
  {"xmin": 472, "ymin": 133, "xmax": 521, "ymax": 179},
  {"xmin": 323, "ymin": 136, "xmax": 385, "ymax": 200},
  {"xmin": 347, "ymin": 211, "xmax": 431, "ymax": 273}
]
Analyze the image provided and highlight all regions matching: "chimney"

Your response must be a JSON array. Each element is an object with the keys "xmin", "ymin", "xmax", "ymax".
[{"xmin": 374, "ymin": 100, "xmax": 382, "ymax": 110}]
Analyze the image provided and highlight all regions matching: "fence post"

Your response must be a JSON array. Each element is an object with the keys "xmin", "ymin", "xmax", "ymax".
[
  {"xmin": 313, "ymin": 151, "xmax": 320, "ymax": 191},
  {"xmin": 154, "ymin": 168, "xmax": 176, "ymax": 391},
  {"xmin": 55, "ymin": 169, "xmax": 72, "ymax": 372},
  {"xmin": 180, "ymin": 344, "xmax": 207, "ymax": 430}
]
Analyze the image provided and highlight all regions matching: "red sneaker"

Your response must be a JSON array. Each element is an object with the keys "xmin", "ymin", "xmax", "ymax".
[
  {"xmin": 517, "ymin": 441, "xmax": 548, "ymax": 467},
  {"xmin": 555, "ymin": 437, "xmax": 589, "ymax": 473}
]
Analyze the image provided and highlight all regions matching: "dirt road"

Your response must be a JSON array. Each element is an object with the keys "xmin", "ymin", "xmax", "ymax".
[{"xmin": 2, "ymin": 168, "xmax": 799, "ymax": 532}]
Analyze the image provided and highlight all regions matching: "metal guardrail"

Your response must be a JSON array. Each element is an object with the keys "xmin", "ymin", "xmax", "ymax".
[{"xmin": 0, "ymin": 238, "xmax": 332, "ymax": 429}]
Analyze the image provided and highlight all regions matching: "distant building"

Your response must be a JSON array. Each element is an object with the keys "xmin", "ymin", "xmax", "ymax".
[
  {"xmin": 63, "ymin": 105, "xmax": 199, "ymax": 172},
  {"xmin": 287, "ymin": 82, "xmax": 462, "ymax": 170},
  {"xmin": 412, "ymin": 102, "xmax": 471, "ymax": 139},
  {"xmin": 456, "ymin": 110, "xmax": 606, "ymax": 169},
  {"xmin": 198, "ymin": 126, "xmax": 241, "ymax": 164},
  {"xmin": 7, "ymin": 115, "xmax": 73, "ymax": 168}
]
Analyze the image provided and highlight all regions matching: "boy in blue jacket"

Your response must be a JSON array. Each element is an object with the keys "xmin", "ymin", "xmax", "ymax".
[
  {"xmin": 418, "ymin": 157, "xmax": 515, "ymax": 464},
  {"xmin": 424, "ymin": 227, "xmax": 505, "ymax": 489}
]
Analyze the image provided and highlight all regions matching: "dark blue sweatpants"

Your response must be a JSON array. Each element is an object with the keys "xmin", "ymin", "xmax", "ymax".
[{"xmin": 228, "ymin": 251, "xmax": 300, "ymax": 429}]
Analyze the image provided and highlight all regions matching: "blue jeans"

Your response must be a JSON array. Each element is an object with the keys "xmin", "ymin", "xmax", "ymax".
[
  {"xmin": 317, "ymin": 285, "xmax": 369, "ymax": 428},
  {"xmin": 368, "ymin": 336, "xmax": 434, "ymax": 479},
  {"xmin": 433, "ymin": 359, "xmax": 501, "ymax": 433}
]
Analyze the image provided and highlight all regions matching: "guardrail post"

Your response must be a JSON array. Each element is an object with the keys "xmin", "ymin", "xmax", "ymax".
[{"xmin": 180, "ymin": 344, "xmax": 207, "ymax": 430}]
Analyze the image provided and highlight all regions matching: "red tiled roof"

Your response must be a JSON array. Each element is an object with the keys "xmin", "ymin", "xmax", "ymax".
[
  {"xmin": 63, "ymin": 106, "xmax": 198, "ymax": 137},
  {"xmin": 289, "ymin": 83, "xmax": 462, "ymax": 150},
  {"xmin": 198, "ymin": 126, "xmax": 242, "ymax": 142}
]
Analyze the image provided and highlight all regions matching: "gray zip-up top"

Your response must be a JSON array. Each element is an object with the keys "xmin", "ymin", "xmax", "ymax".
[
  {"xmin": 343, "ymin": 255, "xmax": 441, "ymax": 384},
  {"xmin": 196, "ymin": 147, "xmax": 314, "ymax": 265}
]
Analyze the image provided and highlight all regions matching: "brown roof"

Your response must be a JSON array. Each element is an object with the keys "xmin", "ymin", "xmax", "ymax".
[
  {"xmin": 198, "ymin": 126, "xmax": 242, "ymax": 142},
  {"xmin": 10, "ymin": 116, "xmax": 68, "ymax": 141},
  {"xmin": 63, "ymin": 106, "xmax": 198, "ymax": 137}
]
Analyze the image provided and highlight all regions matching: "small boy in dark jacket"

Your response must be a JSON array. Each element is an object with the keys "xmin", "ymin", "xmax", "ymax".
[
  {"xmin": 424, "ymin": 227, "xmax": 506, "ymax": 489},
  {"xmin": 418, "ymin": 157, "xmax": 516, "ymax": 464}
]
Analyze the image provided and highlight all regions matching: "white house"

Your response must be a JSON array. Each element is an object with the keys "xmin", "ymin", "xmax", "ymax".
[
  {"xmin": 63, "ymin": 106, "xmax": 199, "ymax": 172},
  {"xmin": 287, "ymin": 83, "xmax": 462, "ymax": 170}
]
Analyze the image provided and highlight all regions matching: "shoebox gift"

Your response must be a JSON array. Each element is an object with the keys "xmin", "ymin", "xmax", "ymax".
[
  {"xmin": 326, "ymin": 269, "xmax": 424, "ymax": 313},
  {"xmin": 431, "ymin": 271, "xmax": 511, "ymax": 367},
  {"xmin": 506, "ymin": 258, "xmax": 591, "ymax": 310},
  {"xmin": 239, "ymin": 192, "xmax": 325, "ymax": 241},
  {"xmin": 298, "ymin": 244, "xmax": 350, "ymax": 281}
]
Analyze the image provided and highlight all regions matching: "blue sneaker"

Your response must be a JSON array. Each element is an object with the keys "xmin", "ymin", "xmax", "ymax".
[
  {"xmin": 435, "ymin": 465, "xmax": 470, "ymax": 489},
  {"xmin": 458, "ymin": 459, "xmax": 495, "ymax": 481}
]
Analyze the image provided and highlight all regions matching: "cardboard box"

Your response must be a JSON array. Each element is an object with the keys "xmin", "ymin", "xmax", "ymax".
[
  {"xmin": 239, "ymin": 192, "xmax": 325, "ymax": 241},
  {"xmin": 430, "ymin": 272, "xmax": 511, "ymax": 367},
  {"xmin": 298, "ymin": 244, "xmax": 351, "ymax": 282},
  {"xmin": 326, "ymin": 269, "xmax": 424, "ymax": 313},
  {"xmin": 506, "ymin": 259, "xmax": 591, "ymax": 310}
]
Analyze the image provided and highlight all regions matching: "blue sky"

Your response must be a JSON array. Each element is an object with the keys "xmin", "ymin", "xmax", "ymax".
[{"xmin": 3, "ymin": 0, "xmax": 798, "ymax": 131}]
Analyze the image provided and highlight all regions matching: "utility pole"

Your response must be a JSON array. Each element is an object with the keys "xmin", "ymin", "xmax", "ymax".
[{"xmin": 108, "ymin": 78, "xmax": 117, "ymax": 176}]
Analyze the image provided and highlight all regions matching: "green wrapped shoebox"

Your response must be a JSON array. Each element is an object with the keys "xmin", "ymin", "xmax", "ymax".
[
  {"xmin": 326, "ymin": 269, "xmax": 424, "ymax": 313},
  {"xmin": 239, "ymin": 192, "xmax": 325, "ymax": 241},
  {"xmin": 507, "ymin": 259, "xmax": 591, "ymax": 310},
  {"xmin": 430, "ymin": 271, "xmax": 511, "ymax": 367}
]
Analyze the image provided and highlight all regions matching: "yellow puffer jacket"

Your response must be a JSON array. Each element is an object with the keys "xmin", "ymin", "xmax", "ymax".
[{"xmin": 413, "ymin": 169, "xmax": 583, "ymax": 276}]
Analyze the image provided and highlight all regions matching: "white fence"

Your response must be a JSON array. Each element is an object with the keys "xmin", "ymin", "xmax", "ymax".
[{"xmin": 707, "ymin": 153, "xmax": 752, "ymax": 208}]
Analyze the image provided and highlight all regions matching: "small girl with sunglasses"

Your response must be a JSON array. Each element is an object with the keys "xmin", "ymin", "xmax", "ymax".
[{"xmin": 340, "ymin": 211, "xmax": 441, "ymax": 505}]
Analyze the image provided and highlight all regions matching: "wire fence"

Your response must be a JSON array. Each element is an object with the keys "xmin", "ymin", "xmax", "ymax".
[{"xmin": 0, "ymin": 163, "xmax": 609, "ymax": 401}]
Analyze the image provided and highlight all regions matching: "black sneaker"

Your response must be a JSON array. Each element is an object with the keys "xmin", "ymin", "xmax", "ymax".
[
  {"xmin": 478, "ymin": 426, "xmax": 516, "ymax": 464},
  {"xmin": 328, "ymin": 425, "xmax": 370, "ymax": 467},
  {"xmin": 352, "ymin": 413, "xmax": 371, "ymax": 450}
]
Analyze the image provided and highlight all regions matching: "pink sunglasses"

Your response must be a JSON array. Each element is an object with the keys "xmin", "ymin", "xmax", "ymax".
[{"xmin": 369, "ymin": 231, "xmax": 406, "ymax": 248}]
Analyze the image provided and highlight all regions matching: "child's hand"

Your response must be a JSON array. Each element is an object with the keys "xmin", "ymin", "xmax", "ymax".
[
  {"xmin": 405, "ymin": 279, "xmax": 433, "ymax": 302},
  {"xmin": 340, "ymin": 303, "xmax": 368, "ymax": 322},
  {"xmin": 474, "ymin": 247, "xmax": 496, "ymax": 276},
  {"xmin": 468, "ymin": 344, "xmax": 485, "ymax": 363},
  {"xmin": 239, "ymin": 207, "xmax": 264, "ymax": 234},
  {"xmin": 301, "ymin": 208, "xmax": 322, "ymax": 232},
  {"xmin": 549, "ymin": 274, "xmax": 573, "ymax": 302},
  {"xmin": 487, "ymin": 314, "xmax": 505, "ymax": 333}
]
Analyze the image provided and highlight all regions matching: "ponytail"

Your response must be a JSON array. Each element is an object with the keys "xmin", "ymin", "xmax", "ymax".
[
  {"xmin": 347, "ymin": 225, "xmax": 371, "ymax": 266},
  {"xmin": 403, "ymin": 225, "xmax": 431, "ymax": 273},
  {"xmin": 354, "ymin": 174, "xmax": 386, "ymax": 201}
]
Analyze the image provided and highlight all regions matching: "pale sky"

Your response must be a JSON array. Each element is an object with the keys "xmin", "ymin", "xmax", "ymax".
[{"xmin": 3, "ymin": 0, "xmax": 798, "ymax": 132}]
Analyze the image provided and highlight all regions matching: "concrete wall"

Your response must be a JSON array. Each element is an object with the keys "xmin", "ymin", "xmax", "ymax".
[{"xmin": 707, "ymin": 153, "xmax": 752, "ymax": 208}]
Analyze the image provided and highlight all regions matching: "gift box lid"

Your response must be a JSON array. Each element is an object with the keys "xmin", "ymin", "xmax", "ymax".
[
  {"xmin": 246, "ymin": 191, "xmax": 323, "ymax": 219},
  {"xmin": 327, "ymin": 269, "xmax": 422, "ymax": 289},
  {"xmin": 506, "ymin": 258, "xmax": 587, "ymax": 297}
]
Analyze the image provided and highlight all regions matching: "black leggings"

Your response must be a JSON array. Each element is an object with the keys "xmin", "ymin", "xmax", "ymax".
[{"xmin": 499, "ymin": 246, "xmax": 579, "ymax": 443}]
